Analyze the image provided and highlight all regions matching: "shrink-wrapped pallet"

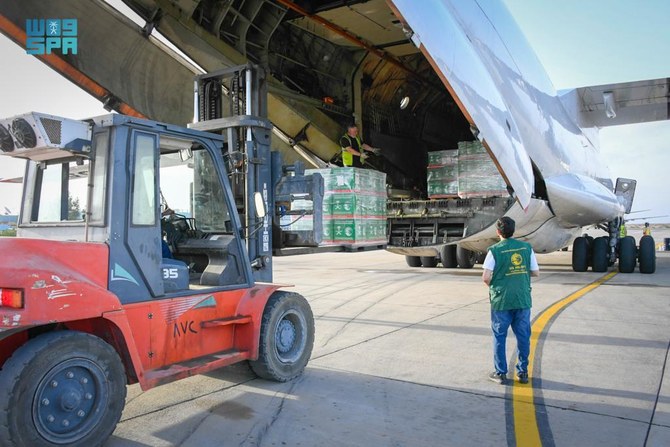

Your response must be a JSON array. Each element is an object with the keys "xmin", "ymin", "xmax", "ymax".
[
  {"xmin": 427, "ymin": 149, "xmax": 459, "ymax": 199},
  {"xmin": 457, "ymin": 141, "xmax": 508, "ymax": 198},
  {"xmin": 296, "ymin": 167, "xmax": 387, "ymax": 246}
]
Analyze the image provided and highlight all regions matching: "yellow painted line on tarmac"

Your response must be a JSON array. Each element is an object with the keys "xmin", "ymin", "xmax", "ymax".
[{"xmin": 513, "ymin": 271, "xmax": 618, "ymax": 446}]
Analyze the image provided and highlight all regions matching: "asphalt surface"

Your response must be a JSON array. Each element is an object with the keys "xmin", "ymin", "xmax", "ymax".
[{"xmin": 106, "ymin": 247, "xmax": 670, "ymax": 447}]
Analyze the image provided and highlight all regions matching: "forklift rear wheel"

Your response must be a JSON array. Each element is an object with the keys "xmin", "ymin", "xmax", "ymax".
[
  {"xmin": 456, "ymin": 246, "xmax": 476, "ymax": 269},
  {"xmin": 420, "ymin": 256, "xmax": 438, "ymax": 268},
  {"xmin": 250, "ymin": 291, "xmax": 315, "ymax": 382},
  {"xmin": 0, "ymin": 331, "xmax": 127, "ymax": 447},
  {"xmin": 638, "ymin": 235, "xmax": 656, "ymax": 274},
  {"xmin": 439, "ymin": 245, "xmax": 458, "ymax": 268},
  {"xmin": 405, "ymin": 256, "xmax": 422, "ymax": 268},
  {"xmin": 591, "ymin": 237, "xmax": 609, "ymax": 272},
  {"xmin": 571, "ymin": 237, "xmax": 588, "ymax": 272},
  {"xmin": 618, "ymin": 236, "xmax": 637, "ymax": 273}
]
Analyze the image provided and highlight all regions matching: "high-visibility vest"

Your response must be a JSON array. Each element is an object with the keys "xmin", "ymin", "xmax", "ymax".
[
  {"xmin": 487, "ymin": 238, "xmax": 533, "ymax": 311},
  {"xmin": 340, "ymin": 134, "xmax": 362, "ymax": 167},
  {"xmin": 643, "ymin": 227, "xmax": 652, "ymax": 236},
  {"xmin": 619, "ymin": 224, "xmax": 627, "ymax": 238}
]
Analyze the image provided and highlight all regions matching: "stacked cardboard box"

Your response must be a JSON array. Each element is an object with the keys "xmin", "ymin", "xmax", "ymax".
[
  {"xmin": 301, "ymin": 167, "xmax": 387, "ymax": 246},
  {"xmin": 457, "ymin": 141, "xmax": 508, "ymax": 198},
  {"xmin": 427, "ymin": 149, "xmax": 458, "ymax": 198}
]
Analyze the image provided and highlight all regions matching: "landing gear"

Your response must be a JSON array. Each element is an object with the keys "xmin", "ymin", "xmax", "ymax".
[
  {"xmin": 420, "ymin": 256, "xmax": 438, "ymax": 268},
  {"xmin": 456, "ymin": 246, "xmax": 477, "ymax": 269},
  {"xmin": 571, "ymin": 236, "xmax": 589, "ymax": 272},
  {"xmin": 405, "ymin": 256, "xmax": 422, "ymax": 268},
  {"xmin": 618, "ymin": 236, "xmax": 636, "ymax": 273},
  {"xmin": 439, "ymin": 245, "xmax": 458, "ymax": 268},
  {"xmin": 591, "ymin": 237, "xmax": 609, "ymax": 272},
  {"xmin": 638, "ymin": 235, "xmax": 656, "ymax": 274}
]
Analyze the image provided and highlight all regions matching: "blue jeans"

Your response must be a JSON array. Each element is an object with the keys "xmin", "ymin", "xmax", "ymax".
[{"xmin": 491, "ymin": 308, "xmax": 531, "ymax": 375}]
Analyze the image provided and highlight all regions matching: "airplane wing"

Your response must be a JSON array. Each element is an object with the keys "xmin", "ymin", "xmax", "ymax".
[{"xmin": 558, "ymin": 78, "xmax": 670, "ymax": 128}]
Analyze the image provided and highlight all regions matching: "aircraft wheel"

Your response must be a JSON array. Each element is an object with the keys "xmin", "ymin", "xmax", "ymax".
[
  {"xmin": 591, "ymin": 237, "xmax": 609, "ymax": 272},
  {"xmin": 250, "ymin": 291, "xmax": 314, "ymax": 382},
  {"xmin": 405, "ymin": 256, "xmax": 422, "ymax": 268},
  {"xmin": 475, "ymin": 252, "xmax": 487, "ymax": 265},
  {"xmin": 638, "ymin": 235, "xmax": 656, "ymax": 274},
  {"xmin": 439, "ymin": 245, "xmax": 458, "ymax": 268},
  {"xmin": 456, "ymin": 246, "xmax": 476, "ymax": 269},
  {"xmin": 572, "ymin": 237, "xmax": 588, "ymax": 272},
  {"xmin": 420, "ymin": 256, "xmax": 438, "ymax": 268},
  {"xmin": 0, "ymin": 331, "xmax": 126, "ymax": 447},
  {"xmin": 618, "ymin": 236, "xmax": 637, "ymax": 273}
]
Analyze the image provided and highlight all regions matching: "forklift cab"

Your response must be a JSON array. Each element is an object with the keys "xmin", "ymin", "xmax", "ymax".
[
  {"xmin": 0, "ymin": 79, "xmax": 314, "ymax": 447},
  {"xmin": 11, "ymin": 112, "xmax": 256, "ymax": 304}
]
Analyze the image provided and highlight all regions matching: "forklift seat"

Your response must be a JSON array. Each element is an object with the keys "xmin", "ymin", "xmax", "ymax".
[{"xmin": 176, "ymin": 234, "xmax": 235, "ymax": 286}]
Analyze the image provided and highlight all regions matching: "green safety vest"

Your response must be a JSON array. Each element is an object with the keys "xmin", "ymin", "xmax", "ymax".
[
  {"xmin": 619, "ymin": 225, "xmax": 627, "ymax": 238},
  {"xmin": 487, "ymin": 238, "xmax": 533, "ymax": 311},
  {"xmin": 340, "ymin": 134, "xmax": 362, "ymax": 167}
]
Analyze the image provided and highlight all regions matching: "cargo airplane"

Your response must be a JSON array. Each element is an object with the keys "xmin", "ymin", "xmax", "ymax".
[{"xmin": 0, "ymin": 0, "xmax": 665, "ymax": 273}]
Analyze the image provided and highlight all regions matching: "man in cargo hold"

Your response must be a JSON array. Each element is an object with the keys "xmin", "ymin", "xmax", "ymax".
[
  {"xmin": 339, "ymin": 124, "xmax": 379, "ymax": 168},
  {"xmin": 482, "ymin": 217, "xmax": 540, "ymax": 385}
]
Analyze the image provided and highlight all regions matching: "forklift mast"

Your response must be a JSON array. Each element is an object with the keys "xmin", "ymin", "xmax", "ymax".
[{"xmin": 190, "ymin": 64, "xmax": 274, "ymax": 282}]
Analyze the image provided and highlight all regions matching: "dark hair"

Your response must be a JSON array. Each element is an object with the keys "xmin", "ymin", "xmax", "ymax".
[
  {"xmin": 496, "ymin": 217, "xmax": 515, "ymax": 238},
  {"xmin": 645, "ymin": 222, "xmax": 649, "ymax": 227},
  {"xmin": 346, "ymin": 123, "xmax": 358, "ymax": 129}
]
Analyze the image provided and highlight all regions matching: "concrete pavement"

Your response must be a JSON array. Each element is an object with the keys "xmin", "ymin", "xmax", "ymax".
[{"xmin": 106, "ymin": 249, "xmax": 670, "ymax": 447}]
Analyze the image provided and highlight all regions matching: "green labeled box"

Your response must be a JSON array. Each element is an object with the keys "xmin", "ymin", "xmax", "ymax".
[
  {"xmin": 331, "ymin": 193, "xmax": 387, "ymax": 217},
  {"xmin": 427, "ymin": 149, "xmax": 458, "ymax": 166},
  {"xmin": 331, "ymin": 218, "xmax": 387, "ymax": 243}
]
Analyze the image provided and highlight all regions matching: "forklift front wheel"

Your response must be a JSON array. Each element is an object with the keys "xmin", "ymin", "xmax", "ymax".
[
  {"xmin": 250, "ymin": 291, "xmax": 315, "ymax": 382},
  {"xmin": 0, "ymin": 330, "xmax": 127, "ymax": 447}
]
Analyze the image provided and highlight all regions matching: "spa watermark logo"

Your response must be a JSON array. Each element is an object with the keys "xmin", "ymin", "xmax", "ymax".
[{"xmin": 26, "ymin": 18, "xmax": 78, "ymax": 55}]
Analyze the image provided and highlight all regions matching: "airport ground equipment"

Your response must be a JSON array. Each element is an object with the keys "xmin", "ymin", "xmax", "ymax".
[{"xmin": 0, "ymin": 65, "xmax": 318, "ymax": 447}]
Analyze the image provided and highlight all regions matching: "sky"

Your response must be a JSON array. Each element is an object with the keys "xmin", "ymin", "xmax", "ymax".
[{"xmin": 0, "ymin": 0, "xmax": 669, "ymax": 222}]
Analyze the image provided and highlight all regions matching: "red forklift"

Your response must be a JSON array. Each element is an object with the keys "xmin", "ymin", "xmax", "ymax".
[{"xmin": 0, "ymin": 66, "xmax": 318, "ymax": 447}]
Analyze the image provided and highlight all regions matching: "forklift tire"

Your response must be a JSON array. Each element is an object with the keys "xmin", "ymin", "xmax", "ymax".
[
  {"xmin": 591, "ymin": 237, "xmax": 609, "ymax": 272},
  {"xmin": 420, "ymin": 256, "xmax": 438, "ymax": 268},
  {"xmin": 618, "ymin": 236, "xmax": 637, "ymax": 273},
  {"xmin": 0, "ymin": 331, "xmax": 127, "ymax": 447},
  {"xmin": 439, "ymin": 245, "xmax": 458, "ymax": 268},
  {"xmin": 456, "ymin": 246, "xmax": 476, "ymax": 269},
  {"xmin": 638, "ymin": 235, "xmax": 656, "ymax": 274},
  {"xmin": 250, "ymin": 291, "xmax": 315, "ymax": 382},
  {"xmin": 405, "ymin": 256, "xmax": 422, "ymax": 268},
  {"xmin": 572, "ymin": 237, "xmax": 588, "ymax": 272}
]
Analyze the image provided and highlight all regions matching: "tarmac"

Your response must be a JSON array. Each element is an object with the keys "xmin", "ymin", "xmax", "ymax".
[{"xmin": 106, "ymin": 242, "xmax": 670, "ymax": 447}]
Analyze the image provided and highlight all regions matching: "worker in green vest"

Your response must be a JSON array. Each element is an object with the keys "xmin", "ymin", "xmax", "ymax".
[
  {"xmin": 482, "ymin": 217, "xmax": 540, "ymax": 385},
  {"xmin": 619, "ymin": 221, "xmax": 627, "ymax": 238},
  {"xmin": 339, "ymin": 124, "xmax": 379, "ymax": 168}
]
